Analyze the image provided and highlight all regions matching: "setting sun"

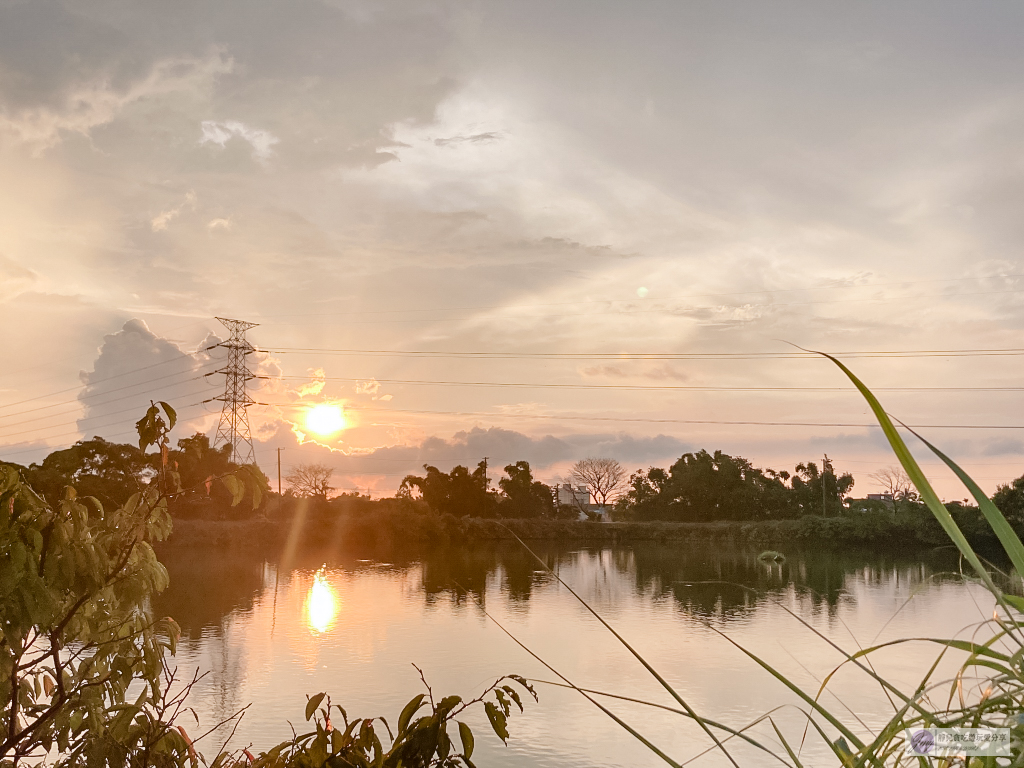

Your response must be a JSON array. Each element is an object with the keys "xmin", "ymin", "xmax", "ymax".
[{"xmin": 304, "ymin": 404, "xmax": 346, "ymax": 436}]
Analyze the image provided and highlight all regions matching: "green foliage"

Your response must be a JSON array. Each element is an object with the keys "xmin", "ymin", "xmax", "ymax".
[
  {"xmin": 400, "ymin": 461, "xmax": 561, "ymax": 519},
  {"xmin": 497, "ymin": 462, "xmax": 552, "ymax": 519},
  {"xmin": 0, "ymin": 408, "xmax": 271, "ymax": 765},
  {"xmin": 992, "ymin": 474, "xmax": 1024, "ymax": 528},
  {"xmin": 1, "ymin": 404, "xmax": 530, "ymax": 766},
  {"xmin": 250, "ymin": 675, "xmax": 536, "ymax": 768},
  {"xmin": 13, "ymin": 438, "xmax": 152, "ymax": 510},
  {"xmin": 0, "ymin": 462, "xmax": 185, "ymax": 764},
  {"xmin": 618, "ymin": 450, "xmax": 854, "ymax": 521},
  {"xmin": 400, "ymin": 463, "xmax": 498, "ymax": 518}
]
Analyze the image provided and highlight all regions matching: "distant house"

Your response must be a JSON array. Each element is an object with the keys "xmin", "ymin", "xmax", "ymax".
[
  {"xmin": 866, "ymin": 493, "xmax": 894, "ymax": 502},
  {"xmin": 556, "ymin": 483, "xmax": 590, "ymax": 509},
  {"xmin": 554, "ymin": 483, "xmax": 611, "ymax": 521}
]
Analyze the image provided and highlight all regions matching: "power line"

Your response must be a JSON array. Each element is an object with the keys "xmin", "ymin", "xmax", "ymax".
[
  {"xmin": 254, "ymin": 272, "xmax": 1024, "ymax": 319},
  {"xmin": 0, "ymin": 383, "xmax": 216, "ymax": 440},
  {"xmin": 257, "ymin": 402, "xmax": 1024, "ymax": 430},
  {"xmin": 0, "ymin": 401, "xmax": 209, "ymax": 459},
  {"xmin": 259, "ymin": 346, "xmax": 1024, "ymax": 360},
  {"xmin": 0, "ymin": 370, "xmax": 217, "ymax": 428},
  {"xmin": 256, "ymin": 374, "xmax": 1024, "ymax": 393},
  {"xmin": 0, "ymin": 356, "xmax": 219, "ymax": 412}
]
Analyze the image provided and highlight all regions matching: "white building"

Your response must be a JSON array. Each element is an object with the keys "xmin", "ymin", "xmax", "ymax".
[{"xmin": 556, "ymin": 483, "xmax": 590, "ymax": 509}]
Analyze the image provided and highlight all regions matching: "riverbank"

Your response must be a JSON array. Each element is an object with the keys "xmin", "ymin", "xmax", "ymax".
[{"xmin": 157, "ymin": 508, "xmax": 1000, "ymax": 554}]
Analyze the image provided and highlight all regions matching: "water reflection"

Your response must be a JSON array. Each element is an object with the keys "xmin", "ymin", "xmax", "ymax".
[
  {"xmin": 307, "ymin": 567, "xmax": 338, "ymax": 633},
  {"xmin": 153, "ymin": 541, "xmax": 1007, "ymax": 768},
  {"xmin": 155, "ymin": 541, "xmax": 979, "ymax": 634}
]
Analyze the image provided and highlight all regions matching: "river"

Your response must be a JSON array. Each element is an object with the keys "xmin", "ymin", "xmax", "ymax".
[{"xmin": 153, "ymin": 541, "xmax": 1003, "ymax": 767}]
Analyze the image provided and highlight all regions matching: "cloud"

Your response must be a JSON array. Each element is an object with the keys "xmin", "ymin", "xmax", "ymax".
[
  {"xmin": 982, "ymin": 438, "xmax": 1024, "ymax": 457},
  {"xmin": 434, "ymin": 131, "xmax": 502, "ymax": 147},
  {"xmin": 294, "ymin": 368, "xmax": 326, "ymax": 398},
  {"xmin": 355, "ymin": 379, "xmax": 381, "ymax": 395},
  {"xmin": 151, "ymin": 191, "xmax": 197, "ymax": 232},
  {"xmin": 200, "ymin": 120, "xmax": 279, "ymax": 160},
  {"xmin": 0, "ymin": 54, "xmax": 233, "ymax": 154},
  {"xmin": 77, "ymin": 319, "xmax": 220, "ymax": 442},
  {"xmin": 316, "ymin": 426, "xmax": 690, "ymax": 487},
  {"xmin": 579, "ymin": 365, "xmax": 689, "ymax": 382},
  {"xmin": 0, "ymin": 254, "xmax": 36, "ymax": 301}
]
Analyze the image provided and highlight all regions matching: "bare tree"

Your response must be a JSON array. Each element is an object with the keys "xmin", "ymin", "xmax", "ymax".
[
  {"xmin": 568, "ymin": 458, "xmax": 626, "ymax": 507},
  {"xmin": 286, "ymin": 462, "xmax": 334, "ymax": 499},
  {"xmin": 869, "ymin": 466, "xmax": 917, "ymax": 509}
]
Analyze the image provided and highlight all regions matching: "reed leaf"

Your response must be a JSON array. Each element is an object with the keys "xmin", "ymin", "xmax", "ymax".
[
  {"xmin": 895, "ymin": 421, "xmax": 1024, "ymax": 585},
  {"xmin": 813, "ymin": 350, "xmax": 999, "ymax": 595}
]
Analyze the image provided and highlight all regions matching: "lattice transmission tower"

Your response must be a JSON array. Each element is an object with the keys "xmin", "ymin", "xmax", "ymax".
[{"xmin": 213, "ymin": 317, "xmax": 259, "ymax": 465}]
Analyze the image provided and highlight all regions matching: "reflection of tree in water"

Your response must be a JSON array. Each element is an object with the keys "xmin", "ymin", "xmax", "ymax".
[
  {"xmin": 628, "ymin": 544, "xmax": 966, "ymax": 621},
  {"xmin": 159, "ymin": 540, "xmax": 973, "ymax": 635},
  {"xmin": 154, "ymin": 549, "xmax": 270, "ymax": 731},
  {"xmin": 154, "ymin": 549, "xmax": 268, "ymax": 639},
  {"xmin": 419, "ymin": 545, "xmax": 557, "ymax": 606}
]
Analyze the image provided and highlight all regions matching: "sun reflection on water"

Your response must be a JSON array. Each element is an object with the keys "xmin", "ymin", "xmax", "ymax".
[{"xmin": 307, "ymin": 567, "xmax": 338, "ymax": 633}]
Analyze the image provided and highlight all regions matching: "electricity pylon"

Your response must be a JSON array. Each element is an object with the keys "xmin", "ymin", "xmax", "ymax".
[{"xmin": 213, "ymin": 317, "xmax": 258, "ymax": 464}]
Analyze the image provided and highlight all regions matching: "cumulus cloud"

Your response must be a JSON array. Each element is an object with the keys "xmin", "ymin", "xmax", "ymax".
[
  {"xmin": 200, "ymin": 120, "xmax": 279, "ymax": 160},
  {"xmin": 77, "ymin": 319, "xmax": 221, "ymax": 442}
]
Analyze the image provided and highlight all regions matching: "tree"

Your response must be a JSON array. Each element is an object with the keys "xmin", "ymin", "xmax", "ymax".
[
  {"xmin": 792, "ymin": 460, "xmax": 854, "ymax": 516},
  {"xmin": 286, "ymin": 462, "xmax": 334, "ymax": 499},
  {"xmin": 400, "ymin": 461, "xmax": 498, "ymax": 517},
  {"xmin": 992, "ymin": 474, "xmax": 1024, "ymax": 526},
  {"xmin": 171, "ymin": 433, "xmax": 233, "ymax": 490},
  {"xmin": 617, "ymin": 467, "xmax": 672, "ymax": 519},
  {"xmin": 498, "ymin": 461, "xmax": 553, "ymax": 518},
  {"xmin": 20, "ymin": 437, "xmax": 151, "ymax": 509},
  {"xmin": 869, "ymin": 466, "xmax": 917, "ymax": 512},
  {"xmin": 568, "ymin": 458, "xmax": 625, "ymax": 507}
]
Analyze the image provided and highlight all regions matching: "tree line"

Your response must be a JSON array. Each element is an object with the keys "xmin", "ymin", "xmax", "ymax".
[
  {"xmin": 9, "ymin": 434, "xmax": 1024, "ymax": 525},
  {"xmin": 2, "ymin": 433, "xmax": 269, "ymax": 516}
]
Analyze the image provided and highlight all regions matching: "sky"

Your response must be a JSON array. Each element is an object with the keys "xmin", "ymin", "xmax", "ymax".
[{"xmin": 3, "ymin": 0, "xmax": 1024, "ymax": 499}]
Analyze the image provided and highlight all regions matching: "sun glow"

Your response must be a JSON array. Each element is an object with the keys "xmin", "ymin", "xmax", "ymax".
[
  {"xmin": 307, "ymin": 568, "xmax": 338, "ymax": 634},
  {"xmin": 304, "ymin": 403, "xmax": 346, "ymax": 436}
]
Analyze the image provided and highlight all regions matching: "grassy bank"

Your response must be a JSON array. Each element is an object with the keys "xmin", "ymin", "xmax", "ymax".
[{"xmin": 157, "ymin": 506, "xmax": 1008, "ymax": 554}]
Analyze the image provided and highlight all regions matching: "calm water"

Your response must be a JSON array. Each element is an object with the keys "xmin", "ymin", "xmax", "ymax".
[{"xmin": 154, "ymin": 542, "xmax": 1003, "ymax": 767}]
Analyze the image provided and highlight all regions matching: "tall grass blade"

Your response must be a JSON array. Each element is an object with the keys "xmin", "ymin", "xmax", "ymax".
[
  {"xmin": 697, "ymin": 620, "xmax": 874, "ymax": 761},
  {"xmin": 895, "ymin": 420, "xmax": 1024, "ymax": 584},
  {"xmin": 498, "ymin": 525, "xmax": 740, "ymax": 768},
  {"xmin": 454, "ymin": 581, "xmax": 685, "ymax": 768},
  {"xmin": 530, "ymin": 680, "xmax": 790, "ymax": 765},
  {"xmin": 768, "ymin": 718, "xmax": 806, "ymax": 768},
  {"xmin": 812, "ymin": 350, "xmax": 1000, "ymax": 595}
]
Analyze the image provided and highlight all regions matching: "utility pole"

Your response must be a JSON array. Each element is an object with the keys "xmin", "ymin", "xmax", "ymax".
[
  {"xmin": 822, "ymin": 453, "xmax": 831, "ymax": 517},
  {"xmin": 213, "ymin": 317, "xmax": 259, "ymax": 464},
  {"xmin": 277, "ymin": 447, "xmax": 284, "ymax": 494}
]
